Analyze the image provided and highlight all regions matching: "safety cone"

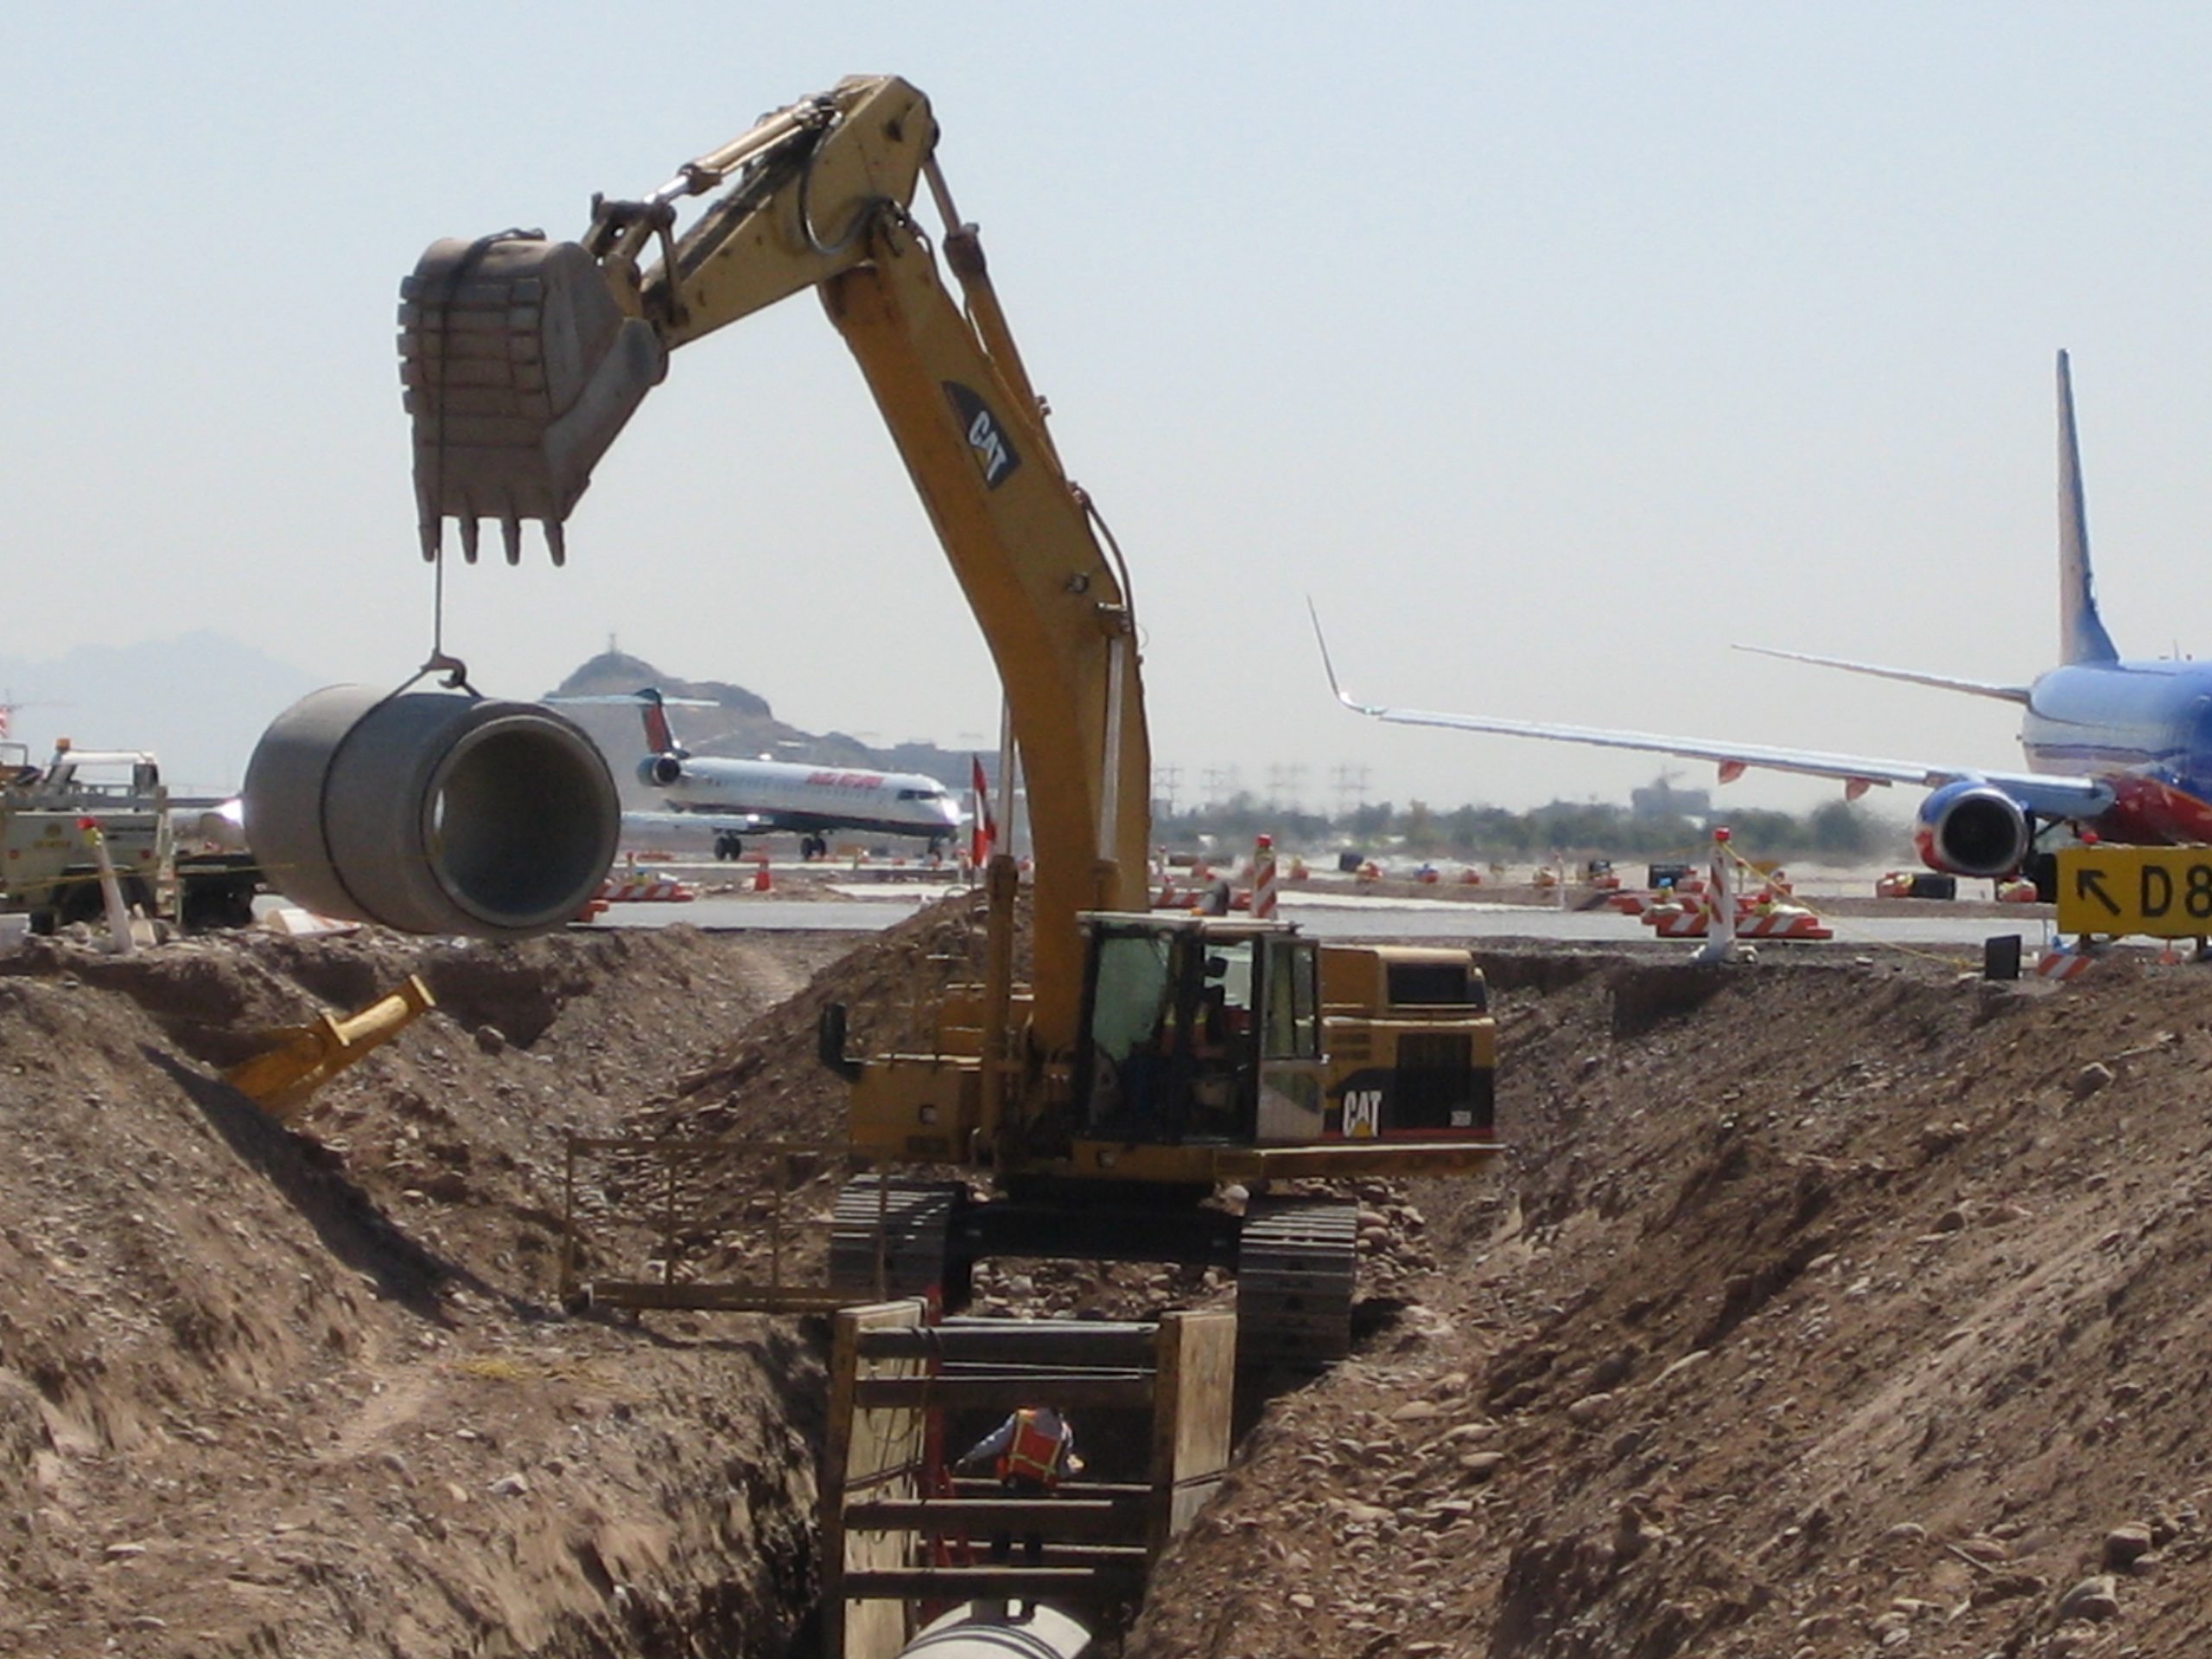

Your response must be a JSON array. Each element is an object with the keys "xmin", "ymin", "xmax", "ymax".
[{"xmin": 753, "ymin": 857, "xmax": 772, "ymax": 893}]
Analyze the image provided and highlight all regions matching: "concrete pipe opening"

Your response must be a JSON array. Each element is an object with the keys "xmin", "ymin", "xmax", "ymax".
[{"xmin": 244, "ymin": 686, "xmax": 619, "ymax": 938}]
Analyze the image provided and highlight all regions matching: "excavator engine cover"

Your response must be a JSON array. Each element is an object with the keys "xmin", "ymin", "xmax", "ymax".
[
  {"xmin": 400, "ymin": 235, "xmax": 667, "ymax": 563},
  {"xmin": 243, "ymin": 687, "xmax": 620, "ymax": 938}
]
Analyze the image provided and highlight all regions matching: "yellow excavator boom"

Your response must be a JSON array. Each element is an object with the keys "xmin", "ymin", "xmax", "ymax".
[{"xmin": 397, "ymin": 74, "xmax": 1149, "ymax": 1054}]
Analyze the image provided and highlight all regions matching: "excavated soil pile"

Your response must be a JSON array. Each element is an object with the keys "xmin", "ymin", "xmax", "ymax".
[
  {"xmin": 1128, "ymin": 955, "xmax": 2212, "ymax": 1659},
  {"xmin": 0, "ymin": 922, "xmax": 857, "ymax": 1659},
  {"xmin": 8, "ymin": 907, "xmax": 2212, "ymax": 1659}
]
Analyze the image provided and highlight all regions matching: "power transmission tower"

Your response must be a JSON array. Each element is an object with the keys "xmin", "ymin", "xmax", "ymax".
[
  {"xmin": 1333, "ymin": 763, "xmax": 1371, "ymax": 818},
  {"xmin": 1151, "ymin": 764, "xmax": 1182, "ymax": 817}
]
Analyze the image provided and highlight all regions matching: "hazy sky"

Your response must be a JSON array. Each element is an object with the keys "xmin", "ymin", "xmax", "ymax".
[{"xmin": 10, "ymin": 5, "xmax": 2212, "ymax": 817}]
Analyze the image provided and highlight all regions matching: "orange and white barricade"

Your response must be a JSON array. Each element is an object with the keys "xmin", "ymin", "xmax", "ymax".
[
  {"xmin": 2034, "ymin": 947, "xmax": 2092, "ymax": 982},
  {"xmin": 1643, "ymin": 899, "xmax": 1832, "ymax": 940},
  {"xmin": 1644, "ymin": 904, "xmax": 1707, "ymax": 938},
  {"xmin": 1737, "ymin": 905, "xmax": 1834, "ymax": 941},
  {"xmin": 600, "ymin": 872, "xmax": 698, "ymax": 904}
]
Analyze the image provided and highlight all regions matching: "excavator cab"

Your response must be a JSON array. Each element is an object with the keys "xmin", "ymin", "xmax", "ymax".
[{"xmin": 1075, "ymin": 915, "xmax": 1325, "ymax": 1149}]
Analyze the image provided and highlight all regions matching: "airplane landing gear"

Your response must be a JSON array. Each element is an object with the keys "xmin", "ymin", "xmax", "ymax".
[{"xmin": 714, "ymin": 830, "xmax": 743, "ymax": 861}]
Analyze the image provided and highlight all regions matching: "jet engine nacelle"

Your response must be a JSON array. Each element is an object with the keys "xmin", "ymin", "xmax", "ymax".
[
  {"xmin": 640, "ymin": 754, "xmax": 683, "ymax": 788},
  {"xmin": 1913, "ymin": 781, "xmax": 2031, "ymax": 877}
]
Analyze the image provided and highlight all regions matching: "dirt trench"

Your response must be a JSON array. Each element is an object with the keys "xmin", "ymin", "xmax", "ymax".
[{"xmin": 12, "ymin": 912, "xmax": 2212, "ymax": 1658}]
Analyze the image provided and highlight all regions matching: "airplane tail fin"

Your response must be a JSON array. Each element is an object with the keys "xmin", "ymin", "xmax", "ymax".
[
  {"xmin": 969, "ymin": 755, "xmax": 997, "ymax": 865},
  {"xmin": 637, "ymin": 687, "xmax": 679, "ymax": 756},
  {"xmin": 2057, "ymin": 350, "xmax": 2120, "ymax": 665}
]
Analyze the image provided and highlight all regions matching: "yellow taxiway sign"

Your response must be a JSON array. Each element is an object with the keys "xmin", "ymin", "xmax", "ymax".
[{"xmin": 2056, "ymin": 845, "xmax": 2212, "ymax": 938}]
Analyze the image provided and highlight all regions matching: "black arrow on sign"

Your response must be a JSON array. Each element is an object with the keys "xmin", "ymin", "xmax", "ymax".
[{"xmin": 2075, "ymin": 867, "xmax": 2122, "ymax": 916}]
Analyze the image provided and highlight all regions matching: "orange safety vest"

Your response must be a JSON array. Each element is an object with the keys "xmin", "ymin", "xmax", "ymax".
[{"xmin": 997, "ymin": 1409, "xmax": 1070, "ymax": 1486}]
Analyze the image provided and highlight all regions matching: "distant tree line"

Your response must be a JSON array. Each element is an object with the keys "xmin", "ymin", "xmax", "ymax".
[{"xmin": 1151, "ymin": 794, "xmax": 1905, "ymax": 862}]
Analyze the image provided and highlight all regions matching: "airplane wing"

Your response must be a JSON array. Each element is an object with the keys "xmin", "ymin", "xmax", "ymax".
[
  {"xmin": 622, "ymin": 808, "xmax": 768, "ymax": 835},
  {"xmin": 549, "ymin": 693, "xmax": 719, "ymax": 709},
  {"xmin": 1311, "ymin": 603, "xmax": 2113, "ymax": 822},
  {"xmin": 1731, "ymin": 644, "xmax": 2032, "ymax": 704}
]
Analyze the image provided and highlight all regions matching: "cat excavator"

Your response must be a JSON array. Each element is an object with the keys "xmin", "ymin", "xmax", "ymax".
[{"xmin": 397, "ymin": 74, "xmax": 1500, "ymax": 1365}]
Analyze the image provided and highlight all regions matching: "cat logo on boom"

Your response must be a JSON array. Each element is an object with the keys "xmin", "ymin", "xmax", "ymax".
[
  {"xmin": 943, "ymin": 382, "xmax": 1020, "ymax": 488},
  {"xmin": 1343, "ymin": 1090, "xmax": 1382, "ymax": 1139}
]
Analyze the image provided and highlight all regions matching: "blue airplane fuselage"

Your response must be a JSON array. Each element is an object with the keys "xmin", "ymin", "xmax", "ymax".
[{"xmin": 2024, "ymin": 661, "xmax": 2212, "ymax": 842}]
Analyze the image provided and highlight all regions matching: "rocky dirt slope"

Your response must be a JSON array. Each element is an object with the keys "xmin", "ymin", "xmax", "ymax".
[
  {"xmin": 1128, "ymin": 954, "xmax": 2212, "ymax": 1659},
  {"xmin": 4, "ymin": 904, "xmax": 2209, "ymax": 1658},
  {"xmin": 0, "ymin": 923, "xmax": 855, "ymax": 1659}
]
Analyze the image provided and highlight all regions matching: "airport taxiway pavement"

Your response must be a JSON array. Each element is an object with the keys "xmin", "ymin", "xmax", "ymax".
[{"xmin": 590, "ymin": 887, "xmax": 2063, "ymax": 953}]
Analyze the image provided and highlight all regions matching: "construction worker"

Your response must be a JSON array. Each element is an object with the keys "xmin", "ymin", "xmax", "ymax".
[{"xmin": 955, "ymin": 1405, "xmax": 1083, "ymax": 1567}]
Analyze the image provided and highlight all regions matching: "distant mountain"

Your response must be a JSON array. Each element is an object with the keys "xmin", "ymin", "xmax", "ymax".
[
  {"xmin": 0, "ymin": 637, "xmax": 982, "ymax": 810},
  {"xmin": 0, "ymin": 632, "xmax": 321, "ymax": 798},
  {"xmin": 550, "ymin": 650, "xmax": 985, "ymax": 812}
]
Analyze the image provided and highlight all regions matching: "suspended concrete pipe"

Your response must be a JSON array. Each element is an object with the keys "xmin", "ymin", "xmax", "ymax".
[
  {"xmin": 896, "ymin": 1601, "xmax": 1090, "ymax": 1659},
  {"xmin": 243, "ymin": 686, "xmax": 620, "ymax": 938}
]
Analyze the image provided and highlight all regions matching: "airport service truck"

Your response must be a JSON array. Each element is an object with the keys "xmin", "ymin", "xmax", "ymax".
[{"xmin": 0, "ymin": 741, "xmax": 258, "ymax": 933}]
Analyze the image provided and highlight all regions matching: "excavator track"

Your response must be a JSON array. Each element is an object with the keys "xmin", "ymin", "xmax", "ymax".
[
  {"xmin": 828, "ymin": 1175, "xmax": 967, "ymax": 1303},
  {"xmin": 1234, "ymin": 1199, "xmax": 1359, "ymax": 1370}
]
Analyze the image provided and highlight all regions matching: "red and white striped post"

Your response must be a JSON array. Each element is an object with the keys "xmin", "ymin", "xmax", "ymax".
[
  {"xmin": 1694, "ymin": 825, "xmax": 1738, "ymax": 963},
  {"xmin": 1251, "ymin": 834, "xmax": 1280, "ymax": 920}
]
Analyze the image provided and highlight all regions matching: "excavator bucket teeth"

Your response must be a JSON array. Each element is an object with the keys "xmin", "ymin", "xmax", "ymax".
[{"xmin": 399, "ymin": 234, "xmax": 665, "ymax": 563}]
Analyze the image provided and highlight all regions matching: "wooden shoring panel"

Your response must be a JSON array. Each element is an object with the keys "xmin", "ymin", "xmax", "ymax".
[
  {"xmin": 842, "ymin": 1495, "xmax": 1147, "ymax": 1543},
  {"xmin": 856, "ymin": 1321, "xmax": 1160, "ymax": 1368},
  {"xmin": 852, "ymin": 1373, "xmax": 1155, "ymax": 1412},
  {"xmin": 825, "ymin": 1299, "xmax": 931, "ymax": 1659},
  {"xmin": 1149, "ymin": 1309, "xmax": 1235, "ymax": 1555}
]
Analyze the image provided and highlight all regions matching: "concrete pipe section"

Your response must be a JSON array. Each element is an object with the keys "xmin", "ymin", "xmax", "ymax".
[
  {"xmin": 896, "ymin": 1601, "xmax": 1090, "ymax": 1658},
  {"xmin": 244, "ymin": 685, "xmax": 619, "ymax": 938}
]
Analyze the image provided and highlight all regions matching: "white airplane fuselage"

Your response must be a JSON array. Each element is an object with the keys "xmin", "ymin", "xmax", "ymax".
[{"xmin": 645, "ymin": 752, "xmax": 963, "ymax": 846}]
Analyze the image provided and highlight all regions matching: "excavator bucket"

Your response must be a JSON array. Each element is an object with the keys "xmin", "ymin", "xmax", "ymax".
[{"xmin": 398, "ymin": 234, "xmax": 666, "ymax": 564}]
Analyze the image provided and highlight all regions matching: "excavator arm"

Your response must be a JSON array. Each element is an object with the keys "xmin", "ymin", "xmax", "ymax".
[{"xmin": 398, "ymin": 74, "xmax": 1149, "ymax": 1052}]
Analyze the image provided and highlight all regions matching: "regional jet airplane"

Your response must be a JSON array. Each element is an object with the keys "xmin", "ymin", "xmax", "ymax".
[
  {"xmin": 1320, "ymin": 353, "xmax": 2212, "ymax": 884},
  {"xmin": 562, "ymin": 689, "xmax": 963, "ymax": 860}
]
